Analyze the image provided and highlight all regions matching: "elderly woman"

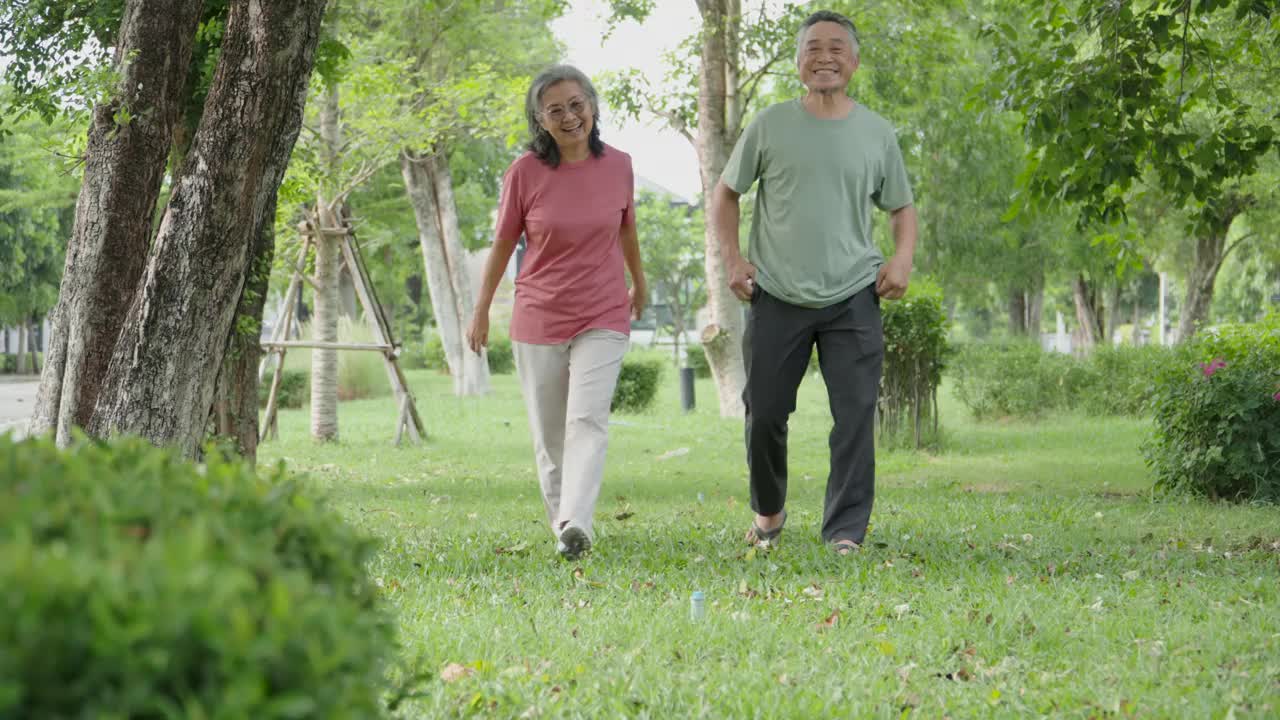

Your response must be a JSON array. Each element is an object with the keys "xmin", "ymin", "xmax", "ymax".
[{"xmin": 467, "ymin": 65, "xmax": 646, "ymax": 561}]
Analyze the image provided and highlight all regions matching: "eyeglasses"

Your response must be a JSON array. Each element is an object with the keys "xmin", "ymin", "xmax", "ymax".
[{"xmin": 541, "ymin": 98, "xmax": 589, "ymax": 123}]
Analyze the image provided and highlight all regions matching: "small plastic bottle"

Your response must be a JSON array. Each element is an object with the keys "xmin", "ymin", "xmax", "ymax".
[{"xmin": 690, "ymin": 590, "xmax": 706, "ymax": 621}]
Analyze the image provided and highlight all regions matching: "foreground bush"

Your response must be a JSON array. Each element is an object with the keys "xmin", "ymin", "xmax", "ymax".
[
  {"xmin": 613, "ymin": 356, "xmax": 664, "ymax": 413},
  {"xmin": 0, "ymin": 437, "xmax": 394, "ymax": 717},
  {"xmin": 1144, "ymin": 315, "xmax": 1280, "ymax": 502}
]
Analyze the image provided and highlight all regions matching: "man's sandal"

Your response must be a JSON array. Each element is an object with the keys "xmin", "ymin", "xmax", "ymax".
[
  {"xmin": 831, "ymin": 539, "xmax": 861, "ymax": 556},
  {"xmin": 745, "ymin": 509, "xmax": 787, "ymax": 548}
]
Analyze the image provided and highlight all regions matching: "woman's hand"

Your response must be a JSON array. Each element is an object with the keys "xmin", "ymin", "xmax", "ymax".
[
  {"xmin": 629, "ymin": 281, "xmax": 647, "ymax": 321},
  {"xmin": 466, "ymin": 310, "xmax": 489, "ymax": 354}
]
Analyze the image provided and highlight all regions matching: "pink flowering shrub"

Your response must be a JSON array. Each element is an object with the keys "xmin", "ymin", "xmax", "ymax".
[{"xmin": 1144, "ymin": 313, "xmax": 1280, "ymax": 501}]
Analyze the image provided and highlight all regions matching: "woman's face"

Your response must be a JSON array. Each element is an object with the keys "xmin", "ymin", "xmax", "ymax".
[{"xmin": 537, "ymin": 80, "xmax": 594, "ymax": 151}]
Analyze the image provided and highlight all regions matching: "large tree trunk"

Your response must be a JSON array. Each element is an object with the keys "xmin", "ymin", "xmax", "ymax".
[
  {"xmin": 401, "ymin": 148, "xmax": 486, "ymax": 395},
  {"xmin": 87, "ymin": 0, "xmax": 329, "ymax": 457},
  {"xmin": 29, "ymin": 0, "xmax": 204, "ymax": 444},
  {"xmin": 1178, "ymin": 195, "xmax": 1249, "ymax": 342},
  {"xmin": 696, "ymin": 0, "xmax": 746, "ymax": 418},
  {"xmin": 430, "ymin": 150, "xmax": 490, "ymax": 395},
  {"xmin": 310, "ymin": 202, "xmax": 341, "ymax": 441},
  {"xmin": 211, "ymin": 192, "xmax": 278, "ymax": 462}
]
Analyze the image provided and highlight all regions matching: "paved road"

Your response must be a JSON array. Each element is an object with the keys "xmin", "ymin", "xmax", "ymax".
[{"xmin": 0, "ymin": 377, "xmax": 39, "ymax": 439}]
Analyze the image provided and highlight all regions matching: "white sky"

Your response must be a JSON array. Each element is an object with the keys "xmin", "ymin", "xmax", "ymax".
[{"xmin": 551, "ymin": 0, "xmax": 702, "ymax": 202}]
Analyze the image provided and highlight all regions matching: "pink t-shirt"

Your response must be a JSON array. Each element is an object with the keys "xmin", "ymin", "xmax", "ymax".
[{"xmin": 495, "ymin": 145, "xmax": 635, "ymax": 345}]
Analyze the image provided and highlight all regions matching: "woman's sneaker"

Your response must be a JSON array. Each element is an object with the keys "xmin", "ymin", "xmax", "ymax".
[{"xmin": 557, "ymin": 526, "xmax": 590, "ymax": 561}]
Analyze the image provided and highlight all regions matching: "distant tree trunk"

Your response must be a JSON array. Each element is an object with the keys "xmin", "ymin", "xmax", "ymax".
[
  {"xmin": 1026, "ymin": 272, "xmax": 1044, "ymax": 338},
  {"xmin": 402, "ymin": 147, "xmax": 488, "ymax": 395},
  {"xmin": 1178, "ymin": 197, "xmax": 1248, "ymax": 342},
  {"xmin": 696, "ymin": 0, "xmax": 747, "ymax": 418},
  {"xmin": 88, "ymin": 0, "xmax": 329, "ymax": 458},
  {"xmin": 1007, "ymin": 287, "xmax": 1028, "ymax": 335},
  {"xmin": 29, "ymin": 0, "xmax": 204, "ymax": 445},
  {"xmin": 1072, "ymin": 274, "xmax": 1102, "ymax": 351},
  {"xmin": 15, "ymin": 324, "xmax": 27, "ymax": 375},
  {"xmin": 211, "ymin": 192, "xmax": 277, "ymax": 462},
  {"xmin": 430, "ymin": 150, "xmax": 489, "ymax": 395},
  {"xmin": 27, "ymin": 317, "xmax": 40, "ymax": 373},
  {"xmin": 310, "ymin": 201, "xmax": 341, "ymax": 441}
]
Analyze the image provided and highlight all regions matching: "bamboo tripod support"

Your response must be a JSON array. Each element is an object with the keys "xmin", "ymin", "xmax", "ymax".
[{"xmin": 259, "ymin": 205, "xmax": 425, "ymax": 445}]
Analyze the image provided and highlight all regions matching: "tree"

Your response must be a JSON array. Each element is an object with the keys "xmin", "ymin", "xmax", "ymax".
[
  {"xmin": 25, "ymin": 0, "xmax": 207, "ymax": 447},
  {"xmin": 20, "ymin": 0, "xmax": 329, "ymax": 456},
  {"xmin": 607, "ymin": 0, "xmax": 804, "ymax": 417},
  {"xmin": 987, "ymin": 0, "xmax": 1278, "ymax": 340},
  {"xmin": 0, "ymin": 101, "xmax": 79, "ymax": 371},
  {"xmin": 635, "ymin": 191, "xmax": 705, "ymax": 367}
]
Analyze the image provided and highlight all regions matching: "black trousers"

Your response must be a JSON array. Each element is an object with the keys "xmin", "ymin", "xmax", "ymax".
[{"xmin": 742, "ymin": 284, "xmax": 883, "ymax": 544}]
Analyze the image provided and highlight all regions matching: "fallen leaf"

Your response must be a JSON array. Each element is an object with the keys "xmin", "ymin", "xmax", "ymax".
[
  {"xmin": 738, "ymin": 579, "xmax": 758, "ymax": 598},
  {"xmin": 897, "ymin": 663, "xmax": 917, "ymax": 681},
  {"xmin": 803, "ymin": 583, "xmax": 824, "ymax": 599},
  {"xmin": 614, "ymin": 511, "xmax": 634, "ymax": 521},
  {"xmin": 816, "ymin": 609, "xmax": 840, "ymax": 630},
  {"xmin": 440, "ymin": 663, "xmax": 474, "ymax": 683},
  {"xmin": 495, "ymin": 541, "xmax": 530, "ymax": 555},
  {"xmin": 894, "ymin": 603, "xmax": 911, "ymax": 617},
  {"xmin": 657, "ymin": 447, "xmax": 690, "ymax": 460},
  {"xmin": 1122, "ymin": 569, "xmax": 1140, "ymax": 581}
]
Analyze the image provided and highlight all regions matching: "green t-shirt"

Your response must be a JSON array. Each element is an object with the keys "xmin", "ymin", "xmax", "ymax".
[{"xmin": 721, "ymin": 99, "xmax": 914, "ymax": 308}]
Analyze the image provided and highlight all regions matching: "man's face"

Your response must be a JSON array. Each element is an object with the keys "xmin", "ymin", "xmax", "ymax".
[{"xmin": 798, "ymin": 21, "xmax": 859, "ymax": 93}]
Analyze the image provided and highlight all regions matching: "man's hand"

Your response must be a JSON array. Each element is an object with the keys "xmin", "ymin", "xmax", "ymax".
[
  {"xmin": 875, "ymin": 255, "xmax": 912, "ymax": 300},
  {"xmin": 729, "ymin": 257, "xmax": 758, "ymax": 302}
]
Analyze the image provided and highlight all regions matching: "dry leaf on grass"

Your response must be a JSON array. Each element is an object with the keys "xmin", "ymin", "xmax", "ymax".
[
  {"xmin": 815, "ymin": 609, "xmax": 840, "ymax": 630},
  {"xmin": 440, "ymin": 663, "xmax": 474, "ymax": 683}
]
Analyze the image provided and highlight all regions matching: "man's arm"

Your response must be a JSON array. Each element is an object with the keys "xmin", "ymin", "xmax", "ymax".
[
  {"xmin": 712, "ymin": 180, "xmax": 755, "ymax": 301},
  {"xmin": 875, "ymin": 204, "xmax": 918, "ymax": 300}
]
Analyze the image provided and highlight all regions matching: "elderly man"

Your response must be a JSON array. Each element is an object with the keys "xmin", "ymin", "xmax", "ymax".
[{"xmin": 712, "ymin": 9, "xmax": 918, "ymax": 555}]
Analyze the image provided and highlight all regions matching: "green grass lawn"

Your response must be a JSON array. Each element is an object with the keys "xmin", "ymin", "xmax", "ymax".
[{"xmin": 258, "ymin": 366, "xmax": 1280, "ymax": 719}]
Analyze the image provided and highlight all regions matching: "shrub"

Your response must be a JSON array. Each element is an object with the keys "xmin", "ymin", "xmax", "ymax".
[
  {"xmin": 424, "ymin": 332, "xmax": 448, "ymax": 372},
  {"xmin": 683, "ymin": 345, "xmax": 711, "ymax": 378},
  {"xmin": 487, "ymin": 332, "xmax": 515, "ymax": 374},
  {"xmin": 0, "ymin": 436, "xmax": 393, "ymax": 717},
  {"xmin": 0, "ymin": 354, "xmax": 14, "ymax": 374},
  {"xmin": 399, "ymin": 343, "xmax": 428, "ymax": 370},
  {"xmin": 1144, "ymin": 315, "xmax": 1280, "ymax": 502},
  {"xmin": 949, "ymin": 341, "xmax": 1086, "ymax": 418},
  {"xmin": 337, "ymin": 317, "xmax": 390, "ymax": 402},
  {"xmin": 612, "ymin": 356, "xmax": 664, "ymax": 413},
  {"xmin": 1077, "ymin": 344, "xmax": 1176, "ymax": 416},
  {"xmin": 878, "ymin": 279, "xmax": 950, "ymax": 448},
  {"xmin": 259, "ymin": 368, "xmax": 309, "ymax": 409}
]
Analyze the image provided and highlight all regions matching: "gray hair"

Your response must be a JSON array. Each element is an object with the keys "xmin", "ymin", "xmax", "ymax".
[
  {"xmin": 524, "ymin": 64, "xmax": 604, "ymax": 168},
  {"xmin": 795, "ymin": 10, "xmax": 860, "ymax": 65}
]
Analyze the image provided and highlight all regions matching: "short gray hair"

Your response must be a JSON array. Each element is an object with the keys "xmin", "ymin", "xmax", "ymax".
[
  {"xmin": 795, "ymin": 10, "xmax": 860, "ymax": 65},
  {"xmin": 524, "ymin": 64, "xmax": 604, "ymax": 167}
]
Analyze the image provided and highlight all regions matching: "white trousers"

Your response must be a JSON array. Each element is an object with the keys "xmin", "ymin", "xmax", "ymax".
[{"xmin": 514, "ymin": 329, "xmax": 628, "ymax": 540}]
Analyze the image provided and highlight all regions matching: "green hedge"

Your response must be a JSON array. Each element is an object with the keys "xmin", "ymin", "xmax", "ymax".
[
  {"xmin": 949, "ymin": 341, "xmax": 1178, "ymax": 419},
  {"xmin": 612, "ymin": 356, "xmax": 664, "ymax": 413},
  {"xmin": 0, "ymin": 437, "xmax": 394, "ymax": 717},
  {"xmin": 949, "ymin": 341, "xmax": 1087, "ymax": 418},
  {"xmin": 684, "ymin": 346, "xmax": 711, "ymax": 378},
  {"xmin": 1144, "ymin": 315, "xmax": 1280, "ymax": 502},
  {"xmin": 258, "ymin": 368, "xmax": 309, "ymax": 409},
  {"xmin": 487, "ymin": 333, "xmax": 515, "ymax": 374},
  {"xmin": 879, "ymin": 279, "xmax": 950, "ymax": 448}
]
